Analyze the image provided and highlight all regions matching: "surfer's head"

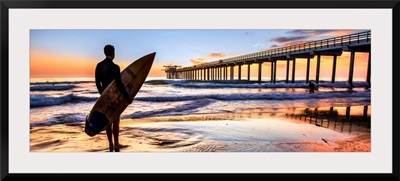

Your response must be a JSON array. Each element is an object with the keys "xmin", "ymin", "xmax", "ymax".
[{"xmin": 104, "ymin": 44, "xmax": 115, "ymax": 59}]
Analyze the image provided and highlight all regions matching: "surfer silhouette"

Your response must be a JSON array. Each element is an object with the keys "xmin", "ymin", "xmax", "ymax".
[
  {"xmin": 308, "ymin": 81, "xmax": 315, "ymax": 94},
  {"xmin": 95, "ymin": 44, "xmax": 132, "ymax": 152}
]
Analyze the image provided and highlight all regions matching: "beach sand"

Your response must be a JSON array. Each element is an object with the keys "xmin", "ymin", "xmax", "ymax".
[{"xmin": 30, "ymin": 111, "xmax": 371, "ymax": 152}]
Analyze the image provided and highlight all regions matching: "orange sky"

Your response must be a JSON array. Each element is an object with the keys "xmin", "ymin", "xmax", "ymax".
[
  {"xmin": 30, "ymin": 51, "xmax": 167, "ymax": 78},
  {"xmin": 31, "ymin": 50, "xmax": 368, "ymax": 80}
]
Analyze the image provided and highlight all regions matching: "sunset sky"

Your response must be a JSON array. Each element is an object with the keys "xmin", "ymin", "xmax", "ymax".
[{"xmin": 30, "ymin": 29, "xmax": 370, "ymax": 80}]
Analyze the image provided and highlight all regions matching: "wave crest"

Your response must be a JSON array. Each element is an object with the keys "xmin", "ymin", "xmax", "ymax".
[{"xmin": 30, "ymin": 84, "xmax": 76, "ymax": 91}]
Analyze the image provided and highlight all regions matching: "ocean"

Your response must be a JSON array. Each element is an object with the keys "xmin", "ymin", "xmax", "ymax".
[{"xmin": 29, "ymin": 77, "xmax": 371, "ymax": 152}]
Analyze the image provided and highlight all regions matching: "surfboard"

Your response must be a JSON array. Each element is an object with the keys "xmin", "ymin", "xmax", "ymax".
[{"xmin": 85, "ymin": 52, "xmax": 156, "ymax": 137}]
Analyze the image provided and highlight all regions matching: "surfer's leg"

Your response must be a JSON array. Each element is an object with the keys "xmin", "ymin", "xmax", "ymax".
[
  {"xmin": 106, "ymin": 125, "xmax": 113, "ymax": 152},
  {"xmin": 113, "ymin": 119, "xmax": 120, "ymax": 152},
  {"xmin": 113, "ymin": 119, "xmax": 128, "ymax": 152}
]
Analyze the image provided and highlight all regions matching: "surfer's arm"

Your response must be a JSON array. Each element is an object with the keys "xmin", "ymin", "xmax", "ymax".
[
  {"xmin": 114, "ymin": 66, "xmax": 133, "ymax": 104},
  {"xmin": 95, "ymin": 64, "xmax": 103, "ymax": 94}
]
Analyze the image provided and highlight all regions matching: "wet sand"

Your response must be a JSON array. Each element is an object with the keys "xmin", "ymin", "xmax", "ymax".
[{"xmin": 30, "ymin": 111, "xmax": 371, "ymax": 152}]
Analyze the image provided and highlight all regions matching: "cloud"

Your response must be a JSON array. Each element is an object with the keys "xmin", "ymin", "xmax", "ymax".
[
  {"xmin": 269, "ymin": 29, "xmax": 366, "ymax": 47},
  {"xmin": 208, "ymin": 53, "xmax": 226, "ymax": 58},
  {"xmin": 270, "ymin": 35, "xmax": 309, "ymax": 46},
  {"xmin": 189, "ymin": 52, "xmax": 238, "ymax": 65},
  {"xmin": 270, "ymin": 44, "xmax": 279, "ymax": 48},
  {"xmin": 286, "ymin": 30, "xmax": 335, "ymax": 36},
  {"xmin": 190, "ymin": 58, "xmax": 208, "ymax": 65},
  {"xmin": 270, "ymin": 36, "xmax": 308, "ymax": 44},
  {"xmin": 323, "ymin": 30, "xmax": 366, "ymax": 36}
]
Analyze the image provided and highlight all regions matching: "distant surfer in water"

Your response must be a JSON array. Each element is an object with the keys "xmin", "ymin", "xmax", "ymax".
[
  {"xmin": 308, "ymin": 81, "xmax": 315, "ymax": 94},
  {"xmin": 95, "ymin": 44, "xmax": 133, "ymax": 152}
]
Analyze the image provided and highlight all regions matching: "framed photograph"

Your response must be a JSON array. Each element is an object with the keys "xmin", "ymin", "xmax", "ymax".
[{"xmin": 1, "ymin": 0, "xmax": 399, "ymax": 180}]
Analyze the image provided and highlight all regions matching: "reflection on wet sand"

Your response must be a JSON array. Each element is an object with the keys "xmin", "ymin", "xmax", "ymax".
[{"xmin": 286, "ymin": 105, "xmax": 370, "ymax": 133}]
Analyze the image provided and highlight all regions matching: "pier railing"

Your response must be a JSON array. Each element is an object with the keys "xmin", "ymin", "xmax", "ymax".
[{"xmin": 183, "ymin": 31, "xmax": 370, "ymax": 69}]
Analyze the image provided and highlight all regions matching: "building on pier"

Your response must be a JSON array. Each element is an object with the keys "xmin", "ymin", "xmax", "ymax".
[{"xmin": 162, "ymin": 64, "xmax": 182, "ymax": 79}]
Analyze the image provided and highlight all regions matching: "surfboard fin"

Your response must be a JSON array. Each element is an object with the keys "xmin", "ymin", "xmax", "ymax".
[{"xmin": 85, "ymin": 111, "xmax": 109, "ymax": 136}]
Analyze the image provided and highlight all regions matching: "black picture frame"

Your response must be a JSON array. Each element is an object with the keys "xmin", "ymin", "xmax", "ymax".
[{"xmin": 1, "ymin": 0, "xmax": 399, "ymax": 180}]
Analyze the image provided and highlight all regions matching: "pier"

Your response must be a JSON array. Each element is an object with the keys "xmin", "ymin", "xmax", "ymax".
[{"xmin": 166, "ymin": 31, "xmax": 371, "ymax": 87}]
